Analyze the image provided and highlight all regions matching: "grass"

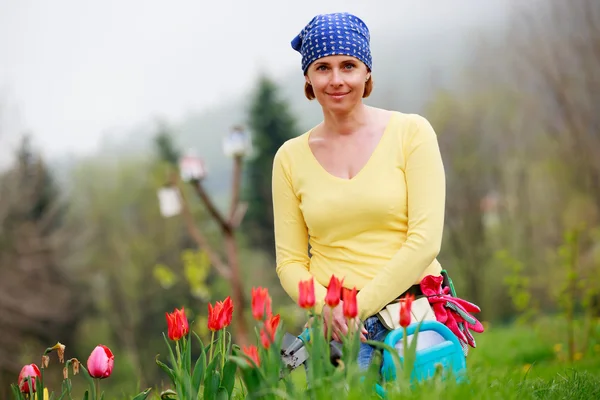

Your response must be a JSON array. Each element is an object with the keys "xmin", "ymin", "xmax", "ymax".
[
  {"xmin": 282, "ymin": 315, "xmax": 600, "ymax": 400},
  {"xmin": 55, "ymin": 314, "xmax": 599, "ymax": 399}
]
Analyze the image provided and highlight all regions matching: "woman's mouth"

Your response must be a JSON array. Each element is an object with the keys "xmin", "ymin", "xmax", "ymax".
[{"xmin": 327, "ymin": 92, "xmax": 349, "ymax": 100}]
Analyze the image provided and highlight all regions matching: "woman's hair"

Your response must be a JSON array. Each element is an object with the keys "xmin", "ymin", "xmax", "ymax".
[{"xmin": 304, "ymin": 76, "xmax": 373, "ymax": 100}]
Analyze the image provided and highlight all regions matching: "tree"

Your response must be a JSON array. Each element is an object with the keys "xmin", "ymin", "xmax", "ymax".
[
  {"xmin": 153, "ymin": 127, "xmax": 253, "ymax": 347},
  {"xmin": 0, "ymin": 135, "xmax": 84, "ymax": 399},
  {"xmin": 243, "ymin": 75, "xmax": 299, "ymax": 256},
  {"xmin": 154, "ymin": 120, "xmax": 181, "ymax": 166}
]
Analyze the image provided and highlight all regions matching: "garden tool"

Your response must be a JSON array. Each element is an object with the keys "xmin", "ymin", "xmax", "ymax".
[{"xmin": 280, "ymin": 328, "xmax": 343, "ymax": 375}]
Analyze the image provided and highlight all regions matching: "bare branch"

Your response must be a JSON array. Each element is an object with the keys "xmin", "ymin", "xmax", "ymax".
[
  {"xmin": 192, "ymin": 180, "xmax": 232, "ymax": 233},
  {"xmin": 228, "ymin": 156, "xmax": 243, "ymax": 222},
  {"xmin": 170, "ymin": 174, "xmax": 231, "ymax": 279}
]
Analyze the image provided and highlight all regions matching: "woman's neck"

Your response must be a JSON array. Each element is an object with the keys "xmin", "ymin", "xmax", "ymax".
[{"xmin": 321, "ymin": 104, "xmax": 370, "ymax": 136}]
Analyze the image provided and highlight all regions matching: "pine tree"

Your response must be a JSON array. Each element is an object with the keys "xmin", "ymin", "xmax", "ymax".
[
  {"xmin": 0, "ymin": 135, "xmax": 81, "ymax": 398},
  {"xmin": 244, "ymin": 75, "xmax": 299, "ymax": 256},
  {"xmin": 154, "ymin": 121, "xmax": 181, "ymax": 166}
]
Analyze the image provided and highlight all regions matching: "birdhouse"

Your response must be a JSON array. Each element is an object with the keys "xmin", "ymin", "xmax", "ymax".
[
  {"xmin": 157, "ymin": 186, "xmax": 182, "ymax": 218},
  {"xmin": 179, "ymin": 153, "xmax": 206, "ymax": 182},
  {"xmin": 223, "ymin": 125, "xmax": 252, "ymax": 157}
]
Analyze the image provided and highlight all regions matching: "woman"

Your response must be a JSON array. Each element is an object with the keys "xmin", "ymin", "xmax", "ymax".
[{"xmin": 272, "ymin": 12, "xmax": 446, "ymax": 370}]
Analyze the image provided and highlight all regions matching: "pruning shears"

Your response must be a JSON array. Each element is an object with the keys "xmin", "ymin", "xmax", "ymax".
[{"xmin": 279, "ymin": 328, "xmax": 343, "ymax": 375}]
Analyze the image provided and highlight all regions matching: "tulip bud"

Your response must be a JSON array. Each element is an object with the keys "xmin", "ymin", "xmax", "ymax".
[
  {"xmin": 260, "ymin": 314, "xmax": 281, "ymax": 349},
  {"xmin": 18, "ymin": 364, "xmax": 41, "ymax": 393},
  {"xmin": 242, "ymin": 345, "xmax": 260, "ymax": 367},
  {"xmin": 298, "ymin": 278, "xmax": 315, "ymax": 309},
  {"xmin": 87, "ymin": 345, "xmax": 114, "ymax": 379},
  {"xmin": 165, "ymin": 307, "xmax": 189, "ymax": 341},
  {"xmin": 342, "ymin": 287, "xmax": 358, "ymax": 319},
  {"xmin": 399, "ymin": 294, "xmax": 415, "ymax": 328},
  {"xmin": 325, "ymin": 275, "xmax": 343, "ymax": 308},
  {"xmin": 251, "ymin": 287, "xmax": 272, "ymax": 321},
  {"xmin": 207, "ymin": 297, "xmax": 234, "ymax": 332}
]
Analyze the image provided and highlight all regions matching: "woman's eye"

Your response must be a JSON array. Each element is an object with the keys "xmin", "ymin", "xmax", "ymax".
[{"xmin": 344, "ymin": 64, "xmax": 355, "ymax": 69}]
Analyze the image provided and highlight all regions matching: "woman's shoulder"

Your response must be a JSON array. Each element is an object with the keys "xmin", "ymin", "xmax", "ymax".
[
  {"xmin": 274, "ymin": 130, "xmax": 311, "ymax": 163},
  {"xmin": 379, "ymin": 109, "xmax": 437, "ymax": 141}
]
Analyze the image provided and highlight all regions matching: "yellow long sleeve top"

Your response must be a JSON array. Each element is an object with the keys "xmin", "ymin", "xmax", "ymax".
[{"xmin": 271, "ymin": 111, "xmax": 445, "ymax": 321}]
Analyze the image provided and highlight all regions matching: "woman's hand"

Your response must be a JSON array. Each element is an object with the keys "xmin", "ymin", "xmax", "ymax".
[{"xmin": 322, "ymin": 302, "xmax": 368, "ymax": 342}]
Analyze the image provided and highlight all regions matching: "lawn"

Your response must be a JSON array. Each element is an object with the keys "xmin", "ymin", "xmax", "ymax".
[{"xmin": 283, "ymin": 315, "xmax": 600, "ymax": 400}]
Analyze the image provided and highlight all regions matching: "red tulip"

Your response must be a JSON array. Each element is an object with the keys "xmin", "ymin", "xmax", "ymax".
[
  {"xmin": 18, "ymin": 364, "xmax": 41, "ymax": 393},
  {"xmin": 242, "ymin": 345, "xmax": 260, "ymax": 367},
  {"xmin": 220, "ymin": 296, "xmax": 234, "ymax": 328},
  {"xmin": 87, "ymin": 345, "xmax": 114, "ymax": 379},
  {"xmin": 165, "ymin": 307, "xmax": 189, "ymax": 341},
  {"xmin": 251, "ymin": 287, "xmax": 272, "ymax": 321},
  {"xmin": 260, "ymin": 314, "xmax": 281, "ymax": 349},
  {"xmin": 325, "ymin": 275, "xmax": 344, "ymax": 308},
  {"xmin": 208, "ymin": 296, "xmax": 234, "ymax": 331},
  {"xmin": 298, "ymin": 278, "xmax": 315, "ymax": 309},
  {"xmin": 399, "ymin": 293, "xmax": 415, "ymax": 328},
  {"xmin": 342, "ymin": 287, "xmax": 358, "ymax": 319}
]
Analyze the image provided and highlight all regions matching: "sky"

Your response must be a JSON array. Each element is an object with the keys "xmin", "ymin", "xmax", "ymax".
[{"xmin": 0, "ymin": 0, "xmax": 508, "ymax": 165}]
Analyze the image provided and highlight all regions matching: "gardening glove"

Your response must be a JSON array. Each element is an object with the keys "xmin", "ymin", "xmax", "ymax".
[{"xmin": 420, "ymin": 275, "xmax": 485, "ymax": 349}]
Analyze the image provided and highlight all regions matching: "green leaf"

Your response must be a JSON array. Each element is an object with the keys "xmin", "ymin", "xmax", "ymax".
[
  {"xmin": 162, "ymin": 333, "xmax": 179, "ymax": 371},
  {"xmin": 185, "ymin": 336, "xmax": 192, "ymax": 375},
  {"xmin": 56, "ymin": 386, "xmax": 70, "ymax": 400},
  {"xmin": 130, "ymin": 388, "xmax": 152, "ymax": 400},
  {"xmin": 191, "ymin": 346, "xmax": 207, "ymax": 391},
  {"xmin": 35, "ymin": 373, "xmax": 43, "ymax": 398},
  {"xmin": 203, "ymin": 369, "xmax": 221, "ymax": 400},
  {"xmin": 216, "ymin": 386, "xmax": 229, "ymax": 400},
  {"xmin": 83, "ymin": 390, "xmax": 89, "ymax": 400},
  {"xmin": 159, "ymin": 389, "xmax": 177, "ymax": 400},
  {"xmin": 221, "ymin": 360, "xmax": 237, "ymax": 397},
  {"xmin": 155, "ymin": 357, "xmax": 177, "ymax": 385},
  {"xmin": 10, "ymin": 384, "xmax": 24, "ymax": 400},
  {"xmin": 75, "ymin": 364, "xmax": 96, "ymax": 400},
  {"xmin": 237, "ymin": 366, "xmax": 263, "ymax": 397}
]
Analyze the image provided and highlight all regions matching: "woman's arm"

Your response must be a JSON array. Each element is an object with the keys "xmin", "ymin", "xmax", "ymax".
[
  {"xmin": 355, "ymin": 115, "xmax": 446, "ymax": 321},
  {"xmin": 272, "ymin": 146, "xmax": 328, "ymax": 314}
]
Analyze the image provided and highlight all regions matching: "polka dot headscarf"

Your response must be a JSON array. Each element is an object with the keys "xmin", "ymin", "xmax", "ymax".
[{"xmin": 291, "ymin": 12, "xmax": 372, "ymax": 73}]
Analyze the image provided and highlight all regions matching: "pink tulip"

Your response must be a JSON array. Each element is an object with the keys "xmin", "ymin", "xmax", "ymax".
[
  {"xmin": 87, "ymin": 345, "xmax": 114, "ymax": 379},
  {"xmin": 18, "ymin": 364, "xmax": 41, "ymax": 393}
]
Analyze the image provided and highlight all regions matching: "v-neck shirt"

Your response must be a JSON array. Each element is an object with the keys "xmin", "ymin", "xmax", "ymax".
[{"xmin": 272, "ymin": 111, "xmax": 445, "ymax": 320}]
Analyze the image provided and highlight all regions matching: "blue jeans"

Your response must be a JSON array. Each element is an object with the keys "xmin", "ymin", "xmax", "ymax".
[{"xmin": 358, "ymin": 316, "xmax": 390, "ymax": 370}]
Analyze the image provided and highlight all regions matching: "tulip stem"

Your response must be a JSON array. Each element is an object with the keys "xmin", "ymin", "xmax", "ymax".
[
  {"xmin": 327, "ymin": 308, "xmax": 333, "ymax": 344},
  {"xmin": 40, "ymin": 365, "xmax": 45, "ymax": 399},
  {"xmin": 175, "ymin": 341, "xmax": 182, "ymax": 368},
  {"xmin": 221, "ymin": 330, "xmax": 226, "ymax": 371},
  {"xmin": 94, "ymin": 378, "xmax": 100, "ymax": 400},
  {"xmin": 209, "ymin": 331, "xmax": 215, "ymax": 362}
]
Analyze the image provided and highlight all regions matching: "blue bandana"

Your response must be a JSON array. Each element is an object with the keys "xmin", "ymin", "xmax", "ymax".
[{"xmin": 291, "ymin": 12, "xmax": 372, "ymax": 73}]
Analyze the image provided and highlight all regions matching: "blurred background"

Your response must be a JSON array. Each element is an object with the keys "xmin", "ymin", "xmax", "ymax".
[{"xmin": 1, "ymin": 0, "xmax": 599, "ymax": 397}]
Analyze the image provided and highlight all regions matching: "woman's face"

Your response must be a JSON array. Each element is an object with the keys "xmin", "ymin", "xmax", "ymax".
[{"xmin": 305, "ymin": 55, "xmax": 370, "ymax": 113}]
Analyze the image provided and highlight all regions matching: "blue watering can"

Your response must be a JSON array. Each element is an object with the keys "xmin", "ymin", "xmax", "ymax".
[{"xmin": 375, "ymin": 320, "xmax": 467, "ymax": 396}]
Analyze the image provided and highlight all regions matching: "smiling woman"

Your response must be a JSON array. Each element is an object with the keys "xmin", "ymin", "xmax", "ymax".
[
  {"xmin": 303, "ymin": 57, "xmax": 373, "ymax": 101},
  {"xmin": 272, "ymin": 12, "xmax": 458, "ymax": 371}
]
